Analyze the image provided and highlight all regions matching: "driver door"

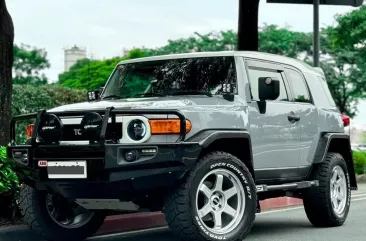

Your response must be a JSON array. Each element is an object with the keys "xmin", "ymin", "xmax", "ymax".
[{"xmin": 244, "ymin": 59, "xmax": 301, "ymax": 182}]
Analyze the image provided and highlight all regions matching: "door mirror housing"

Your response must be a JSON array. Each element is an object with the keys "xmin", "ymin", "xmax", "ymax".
[{"xmin": 258, "ymin": 77, "xmax": 280, "ymax": 101}]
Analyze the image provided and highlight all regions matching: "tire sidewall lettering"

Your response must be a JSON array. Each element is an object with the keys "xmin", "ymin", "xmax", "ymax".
[
  {"xmin": 193, "ymin": 160, "xmax": 254, "ymax": 240},
  {"xmin": 195, "ymin": 216, "xmax": 227, "ymax": 240},
  {"xmin": 210, "ymin": 162, "xmax": 251, "ymax": 200},
  {"xmin": 346, "ymin": 172, "xmax": 351, "ymax": 207}
]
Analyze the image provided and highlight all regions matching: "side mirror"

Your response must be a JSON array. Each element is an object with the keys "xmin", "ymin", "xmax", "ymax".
[
  {"xmin": 258, "ymin": 77, "xmax": 280, "ymax": 101},
  {"xmin": 87, "ymin": 90, "xmax": 100, "ymax": 102}
]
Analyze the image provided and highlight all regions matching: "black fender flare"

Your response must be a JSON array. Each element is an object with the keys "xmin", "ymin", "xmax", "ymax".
[
  {"xmin": 187, "ymin": 129, "xmax": 254, "ymax": 178},
  {"xmin": 313, "ymin": 132, "xmax": 357, "ymax": 190}
]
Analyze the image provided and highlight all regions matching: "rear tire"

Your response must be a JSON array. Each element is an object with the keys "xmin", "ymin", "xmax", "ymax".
[
  {"xmin": 19, "ymin": 185, "xmax": 106, "ymax": 241},
  {"xmin": 163, "ymin": 151, "xmax": 256, "ymax": 241},
  {"xmin": 303, "ymin": 152, "xmax": 351, "ymax": 227}
]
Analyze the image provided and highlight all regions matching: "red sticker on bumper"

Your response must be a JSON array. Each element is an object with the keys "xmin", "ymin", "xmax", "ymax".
[{"xmin": 38, "ymin": 160, "xmax": 48, "ymax": 167}]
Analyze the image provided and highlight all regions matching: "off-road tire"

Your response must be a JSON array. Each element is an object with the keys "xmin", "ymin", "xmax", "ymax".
[
  {"xmin": 19, "ymin": 184, "xmax": 106, "ymax": 241},
  {"xmin": 303, "ymin": 152, "xmax": 351, "ymax": 227},
  {"xmin": 163, "ymin": 151, "xmax": 257, "ymax": 241}
]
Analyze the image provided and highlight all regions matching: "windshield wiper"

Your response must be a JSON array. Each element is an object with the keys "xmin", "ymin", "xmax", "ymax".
[
  {"xmin": 169, "ymin": 91, "xmax": 213, "ymax": 97},
  {"xmin": 102, "ymin": 95, "xmax": 122, "ymax": 100},
  {"xmin": 126, "ymin": 93, "xmax": 166, "ymax": 98}
]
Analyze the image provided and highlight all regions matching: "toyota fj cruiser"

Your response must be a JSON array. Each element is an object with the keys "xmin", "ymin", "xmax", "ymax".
[{"xmin": 7, "ymin": 51, "xmax": 357, "ymax": 241}]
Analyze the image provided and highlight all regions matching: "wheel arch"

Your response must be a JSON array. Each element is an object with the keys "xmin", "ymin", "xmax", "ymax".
[
  {"xmin": 312, "ymin": 133, "xmax": 357, "ymax": 190},
  {"xmin": 187, "ymin": 130, "xmax": 255, "ymax": 179}
]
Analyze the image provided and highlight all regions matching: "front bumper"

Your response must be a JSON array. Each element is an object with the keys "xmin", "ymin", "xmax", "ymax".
[
  {"xmin": 8, "ymin": 142, "xmax": 201, "ymax": 199},
  {"xmin": 7, "ymin": 107, "xmax": 202, "ymax": 199}
]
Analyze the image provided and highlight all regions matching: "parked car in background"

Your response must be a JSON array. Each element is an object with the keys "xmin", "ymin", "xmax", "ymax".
[{"xmin": 352, "ymin": 143, "xmax": 366, "ymax": 151}]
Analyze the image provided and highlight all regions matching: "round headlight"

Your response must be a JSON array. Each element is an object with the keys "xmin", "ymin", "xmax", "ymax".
[
  {"xmin": 38, "ymin": 114, "xmax": 63, "ymax": 143},
  {"xmin": 127, "ymin": 119, "xmax": 147, "ymax": 141}
]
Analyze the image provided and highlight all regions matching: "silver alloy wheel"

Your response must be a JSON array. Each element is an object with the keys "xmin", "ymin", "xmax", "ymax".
[
  {"xmin": 330, "ymin": 165, "xmax": 348, "ymax": 216},
  {"xmin": 46, "ymin": 194, "xmax": 94, "ymax": 229},
  {"xmin": 196, "ymin": 168, "xmax": 246, "ymax": 235}
]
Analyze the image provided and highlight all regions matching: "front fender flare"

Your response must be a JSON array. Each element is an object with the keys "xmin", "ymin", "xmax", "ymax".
[{"xmin": 187, "ymin": 130, "xmax": 254, "ymax": 177}]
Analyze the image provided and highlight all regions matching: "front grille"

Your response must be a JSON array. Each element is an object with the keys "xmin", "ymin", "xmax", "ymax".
[{"xmin": 62, "ymin": 123, "xmax": 123, "ymax": 141}]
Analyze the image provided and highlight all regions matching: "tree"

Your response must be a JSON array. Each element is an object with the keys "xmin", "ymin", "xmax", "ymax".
[
  {"xmin": 258, "ymin": 24, "xmax": 312, "ymax": 58},
  {"xmin": 58, "ymin": 57, "xmax": 122, "ymax": 90},
  {"xmin": 12, "ymin": 84, "xmax": 86, "ymax": 144},
  {"xmin": 0, "ymin": 0, "xmax": 14, "ymax": 146},
  {"xmin": 13, "ymin": 44, "xmax": 50, "ymax": 85},
  {"xmin": 319, "ymin": 6, "xmax": 366, "ymax": 117},
  {"xmin": 58, "ymin": 26, "xmax": 312, "ymax": 91},
  {"xmin": 319, "ymin": 51, "xmax": 364, "ymax": 117},
  {"xmin": 58, "ymin": 49, "xmax": 149, "ymax": 90}
]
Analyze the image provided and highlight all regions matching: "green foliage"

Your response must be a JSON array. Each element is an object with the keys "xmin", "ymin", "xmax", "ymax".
[
  {"xmin": 329, "ymin": 5, "xmax": 366, "ymax": 51},
  {"xmin": 58, "ymin": 25, "xmax": 312, "ymax": 91},
  {"xmin": 58, "ymin": 49, "xmax": 150, "ymax": 90},
  {"xmin": 13, "ymin": 44, "xmax": 50, "ymax": 85},
  {"xmin": 12, "ymin": 84, "xmax": 86, "ymax": 144},
  {"xmin": 54, "ymin": 8, "xmax": 366, "ymax": 117},
  {"xmin": 58, "ymin": 57, "xmax": 121, "ymax": 90},
  {"xmin": 353, "ymin": 151, "xmax": 366, "ymax": 175},
  {"xmin": 0, "ymin": 146, "xmax": 19, "ymax": 194},
  {"xmin": 258, "ymin": 24, "xmax": 312, "ymax": 58},
  {"xmin": 323, "ymin": 7, "xmax": 366, "ymax": 116}
]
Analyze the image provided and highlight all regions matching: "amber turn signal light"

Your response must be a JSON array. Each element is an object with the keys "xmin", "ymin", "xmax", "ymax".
[
  {"xmin": 148, "ymin": 119, "xmax": 192, "ymax": 134},
  {"xmin": 26, "ymin": 124, "xmax": 35, "ymax": 139}
]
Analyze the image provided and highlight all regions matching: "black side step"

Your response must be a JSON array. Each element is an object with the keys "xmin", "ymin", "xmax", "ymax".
[{"xmin": 256, "ymin": 180, "xmax": 319, "ymax": 193}]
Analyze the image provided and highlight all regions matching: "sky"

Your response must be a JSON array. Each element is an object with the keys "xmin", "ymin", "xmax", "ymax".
[{"xmin": 6, "ymin": 0, "xmax": 366, "ymax": 124}]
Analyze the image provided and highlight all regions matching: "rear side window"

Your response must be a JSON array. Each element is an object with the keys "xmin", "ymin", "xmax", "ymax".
[
  {"xmin": 317, "ymin": 76, "xmax": 336, "ymax": 107},
  {"xmin": 285, "ymin": 68, "xmax": 311, "ymax": 103}
]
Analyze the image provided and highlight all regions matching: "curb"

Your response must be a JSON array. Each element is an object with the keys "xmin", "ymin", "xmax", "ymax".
[
  {"xmin": 259, "ymin": 197, "xmax": 303, "ymax": 211},
  {"xmin": 96, "ymin": 196, "xmax": 303, "ymax": 236},
  {"xmin": 96, "ymin": 212, "xmax": 166, "ymax": 235}
]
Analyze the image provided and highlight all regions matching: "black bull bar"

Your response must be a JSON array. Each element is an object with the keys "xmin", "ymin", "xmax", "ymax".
[{"xmin": 9, "ymin": 106, "xmax": 188, "ymax": 147}]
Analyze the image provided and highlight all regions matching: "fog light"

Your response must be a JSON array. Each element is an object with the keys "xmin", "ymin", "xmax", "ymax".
[
  {"xmin": 125, "ymin": 150, "xmax": 138, "ymax": 162},
  {"xmin": 12, "ymin": 150, "xmax": 28, "ymax": 165},
  {"xmin": 22, "ymin": 154, "xmax": 28, "ymax": 163}
]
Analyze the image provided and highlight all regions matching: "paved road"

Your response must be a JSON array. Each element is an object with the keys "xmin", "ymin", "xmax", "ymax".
[{"xmin": 1, "ymin": 186, "xmax": 366, "ymax": 241}]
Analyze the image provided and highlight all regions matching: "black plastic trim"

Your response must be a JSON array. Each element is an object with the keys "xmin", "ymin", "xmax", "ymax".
[
  {"xmin": 254, "ymin": 166, "xmax": 311, "ymax": 182},
  {"xmin": 256, "ymin": 180, "xmax": 319, "ymax": 193},
  {"xmin": 312, "ymin": 132, "xmax": 357, "ymax": 190},
  {"xmin": 187, "ymin": 129, "xmax": 255, "ymax": 179},
  {"xmin": 9, "ymin": 107, "xmax": 188, "ymax": 145},
  {"xmin": 197, "ymin": 130, "xmax": 251, "ymax": 148},
  {"xmin": 313, "ymin": 132, "xmax": 349, "ymax": 163}
]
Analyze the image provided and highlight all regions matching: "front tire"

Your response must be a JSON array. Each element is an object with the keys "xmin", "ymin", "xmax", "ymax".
[
  {"xmin": 303, "ymin": 152, "xmax": 351, "ymax": 227},
  {"xmin": 163, "ymin": 151, "xmax": 257, "ymax": 241},
  {"xmin": 19, "ymin": 185, "xmax": 106, "ymax": 241}
]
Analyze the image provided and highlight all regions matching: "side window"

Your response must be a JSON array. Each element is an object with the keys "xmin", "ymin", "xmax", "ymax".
[
  {"xmin": 247, "ymin": 68, "xmax": 289, "ymax": 101},
  {"xmin": 285, "ymin": 68, "xmax": 311, "ymax": 103},
  {"xmin": 317, "ymin": 76, "xmax": 336, "ymax": 107}
]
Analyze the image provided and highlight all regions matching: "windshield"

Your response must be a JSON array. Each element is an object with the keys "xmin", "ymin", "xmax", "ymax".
[{"xmin": 101, "ymin": 56, "xmax": 237, "ymax": 99}]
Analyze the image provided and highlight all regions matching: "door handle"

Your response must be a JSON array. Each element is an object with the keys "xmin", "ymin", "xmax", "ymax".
[{"xmin": 288, "ymin": 114, "xmax": 300, "ymax": 122}]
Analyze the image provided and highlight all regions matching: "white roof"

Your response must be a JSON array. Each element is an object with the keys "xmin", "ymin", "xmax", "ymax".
[{"xmin": 117, "ymin": 51, "xmax": 323, "ymax": 76}]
